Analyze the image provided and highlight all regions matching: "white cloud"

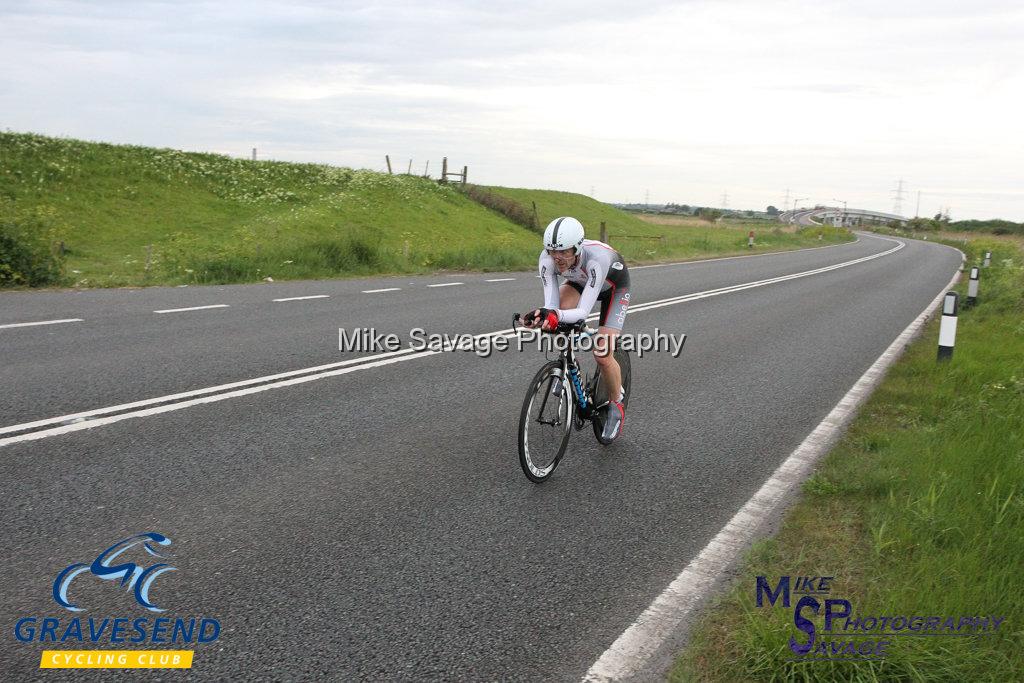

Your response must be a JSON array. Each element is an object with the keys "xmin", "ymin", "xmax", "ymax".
[{"xmin": 1, "ymin": 0, "xmax": 1022, "ymax": 219}]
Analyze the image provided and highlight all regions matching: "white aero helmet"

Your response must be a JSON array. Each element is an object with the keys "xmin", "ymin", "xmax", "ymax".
[{"xmin": 543, "ymin": 216, "xmax": 585, "ymax": 253}]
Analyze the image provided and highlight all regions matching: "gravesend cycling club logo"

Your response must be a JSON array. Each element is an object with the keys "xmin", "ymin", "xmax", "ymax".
[
  {"xmin": 13, "ymin": 533, "xmax": 221, "ymax": 670},
  {"xmin": 54, "ymin": 532, "xmax": 176, "ymax": 612},
  {"xmin": 756, "ymin": 574, "xmax": 1006, "ymax": 661}
]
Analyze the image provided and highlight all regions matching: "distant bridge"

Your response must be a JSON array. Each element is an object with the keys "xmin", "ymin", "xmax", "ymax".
[{"xmin": 778, "ymin": 207, "xmax": 907, "ymax": 227}]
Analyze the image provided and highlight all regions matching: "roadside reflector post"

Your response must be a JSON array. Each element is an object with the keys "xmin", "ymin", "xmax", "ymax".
[
  {"xmin": 967, "ymin": 267, "xmax": 980, "ymax": 306},
  {"xmin": 748, "ymin": 230, "xmax": 754, "ymax": 248},
  {"xmin": 983, "ymin": 251, "xmax": 991, "ymax": 267},
  {"xmin": 938, "ymin": 292, "xmax": 958, "ymax": 362}
]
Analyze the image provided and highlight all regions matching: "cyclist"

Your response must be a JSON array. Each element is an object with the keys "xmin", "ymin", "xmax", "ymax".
[{"xmin": 522, "ymin": 216, "xmax": 632, "ymax": 441}]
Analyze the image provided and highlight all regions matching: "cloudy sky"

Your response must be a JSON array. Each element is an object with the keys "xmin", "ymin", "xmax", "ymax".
[{"xmin": 3, "ymin": 0, "xmax": 1023, "ymax": 220}]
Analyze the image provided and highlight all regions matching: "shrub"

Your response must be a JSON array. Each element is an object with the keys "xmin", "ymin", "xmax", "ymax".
[
  {"xmin": 0, "ymin": 200, "xmax": 67, "ymax": 286},
  {"xmin": 697, "ymin": 207, "xmax": 723, "ymax": 223},
  {"xmin": 458, "ymin": 184, "xmax": 538, "ymax": 232}
]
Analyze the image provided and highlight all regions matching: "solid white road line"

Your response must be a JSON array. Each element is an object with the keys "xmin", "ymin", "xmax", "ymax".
[
  {"xmin": 627, "ymin": 237, "xmax": 902, "ymax": 315},
  {"xmin": 581, "ymin": 243, "xmax": 965, "ymax": 682},
  {"xmin": 362, "ymin": 288, "xmax": 401, "ymax": 293},
  {"xmin": 153, "ymin": 304, "xmax": 230, "ymax": 314},
  {"xmin": 0, "ymin": 327, "xmax": 516, "ymax": 446},
  {"xmin": 0, "ymin": 237, "xmax": 907, "ymax": 447},
  {"xmin": 0, "ymin": 318, "xmax": 84, "ymax": 330},
  {"xmin": 427, "ymin": 282, "xmax": 464, "ymax": 288},
  {"xmin": 273, "ymin": 295, "xmax": 330, "ymax": 302},
  {"xmin": 485, "ymin": 278, "xmax": 516, "ymax": 282},
  {"xmin": 0, "ymin": 348, "xmax": 421, "ymax": 437}
]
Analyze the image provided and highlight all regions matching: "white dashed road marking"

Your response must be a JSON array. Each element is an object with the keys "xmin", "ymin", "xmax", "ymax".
[
  {"xmin": 0, "ymin": 318, "xmax": 84, "ymax": 330},
  {"xmin": 153, "ymin": 305, "xmax": 230, "ymax": 314},
  {"xmin": 2, "ymin": 236, "xmax": 912, "ymax": 447},
  {"xmin": 273, "ymin": 295, "xmax": 330, "ymax": 302},
  {"xmin": 362, "ymin": 288, "xmax": 401, "ymax": 294}
]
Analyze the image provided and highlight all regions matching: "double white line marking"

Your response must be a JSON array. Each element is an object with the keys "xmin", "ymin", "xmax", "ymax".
[{"xmin": 0, "ymin": 238, "xmax": 902, "ymax": 447}]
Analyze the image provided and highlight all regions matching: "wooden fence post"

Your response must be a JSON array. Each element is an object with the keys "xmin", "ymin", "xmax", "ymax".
[
  {"xmin": 462, "ymin": 166, "xmax": 468, "ymax": 185},
  {"xmin": 600, "ymin": 221, "xmax": 607, "ymax": 243},
  {"xmin": 385, "ymin": 155, "xmax": 392, "ymax": 174},
  {"xmin": 532, "ymin": 202, "xmax": 539, "ymax": 230}
]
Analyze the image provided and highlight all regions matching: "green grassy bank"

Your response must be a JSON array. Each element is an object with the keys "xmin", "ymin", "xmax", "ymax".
[
  {"xmin": 672, "ymin": 235, "xmax": 1024, "ymax": 681},
  {"xmin": 1, "ymin": 131, "xmax": 851, "ymax": 288}
]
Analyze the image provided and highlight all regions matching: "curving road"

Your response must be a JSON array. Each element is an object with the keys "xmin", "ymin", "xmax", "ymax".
[{"xmin": 0, "ymin": 233, "xmax": 961, "ymax": 680}]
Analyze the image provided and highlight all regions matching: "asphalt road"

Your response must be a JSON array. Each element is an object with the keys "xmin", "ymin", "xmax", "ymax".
[{"xmin": 0, "ymin": 233, "xmax": 961, "ymax": 680}]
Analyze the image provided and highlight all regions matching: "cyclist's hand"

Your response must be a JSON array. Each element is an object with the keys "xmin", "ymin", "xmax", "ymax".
[
  {"xmin": 521, "ymin": 309, "xmax": 540, "ymax": 328},
  {"xmin": 538, "ymin": 308, "xmax": 559, "ymax": 332}
]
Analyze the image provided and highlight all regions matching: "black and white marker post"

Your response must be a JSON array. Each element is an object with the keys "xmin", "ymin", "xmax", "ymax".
[
  {"xmin": 967, "ymin": 267, "xmax": 980, "ymax": 306},
  {"xmin": 983, "ymin": 251, "xmax": 991, "ymax": 267},
  {"xmin": 938, "ymin": 291, "xmax": 959, "ymax": 362},
  {"xmin": 748, "ymin": 230, "xmax": 754, "ymax": 249}
]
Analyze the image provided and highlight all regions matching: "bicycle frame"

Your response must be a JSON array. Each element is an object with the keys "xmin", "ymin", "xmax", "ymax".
[
  {"xmin": 512, "ymin": 314, "xmax": 607, "ymax": 427},
  {"xmin": 515, "ymin": 313, "xmax": 628, "ymax": 481}
]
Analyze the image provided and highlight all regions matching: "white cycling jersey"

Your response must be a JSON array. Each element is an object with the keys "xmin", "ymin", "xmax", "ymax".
[{"xmin": 538, "ymin": 240, "xmax": 628, "ymax": 325}]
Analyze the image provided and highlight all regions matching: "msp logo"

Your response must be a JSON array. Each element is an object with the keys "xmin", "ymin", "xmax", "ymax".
[
  {"xmin": 54, "ymin": 533, "xmax": 176, "ymax": 613},
  {"xmin": 756, "ymin": 575, "xmax": 1007, "ymax": 661}
]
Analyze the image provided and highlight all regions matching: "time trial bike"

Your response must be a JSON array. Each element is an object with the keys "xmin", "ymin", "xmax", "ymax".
[{"xmin": 512, "ymin": 313, "xmax": 632, "ymax": 483}]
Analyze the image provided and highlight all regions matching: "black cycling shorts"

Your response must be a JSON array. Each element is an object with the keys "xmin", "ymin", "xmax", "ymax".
[{"xmin": 567, "ymin": 266, "xmax": 631, "ymax": 331}]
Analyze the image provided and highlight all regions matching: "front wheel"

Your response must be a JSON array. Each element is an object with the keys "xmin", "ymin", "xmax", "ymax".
[
  {"xmin": 518, "ymin": 361, "xmax": 573, "ymax": 483},
  {"xmin": 592, "ymin": 349, "xmax": 631, "ymax": 445}
]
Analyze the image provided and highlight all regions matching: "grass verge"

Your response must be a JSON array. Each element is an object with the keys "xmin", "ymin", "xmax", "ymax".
[
  {"xmin": 482, "ymin": 186, "xmax": 854, "ymax": 264},
  {"xmin": 672, "ymin": 234, "xmax": 1024, "ymax": 682}
]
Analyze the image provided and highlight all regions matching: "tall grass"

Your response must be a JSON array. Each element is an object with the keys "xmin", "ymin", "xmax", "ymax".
[{"xmin": 673, "ymin": 237, "xmax": 1024, "ymax": 681}]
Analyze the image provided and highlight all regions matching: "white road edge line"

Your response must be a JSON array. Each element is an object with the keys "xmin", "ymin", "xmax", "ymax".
[
  {"xmin": 0, "ymin": 318, "xmax": 84, "ymax": 330},
  {"xmin": 362, "ymin": 288, "xmax": 401, "ymax": 293},
  {"xmin": 581, "ymin": 244, "xmax": 965, "ymax": 683},
  {"xmin": 427, "ymin": 282, "xmax": 464, "ymax": 288},
  {"xmin": 273, "ymin": 295, "xmax": 330, "ymax": 302},
  {"xmin": 485, "ymin": 278, "xmax": 517, "ymax": 282},
  {"xmin": 0, "ymin": 236, "xmax": 905, "ymax": 446},
  {"xmin": 153, "ymin": 304, "xmax": 230, "ymax": 314}
]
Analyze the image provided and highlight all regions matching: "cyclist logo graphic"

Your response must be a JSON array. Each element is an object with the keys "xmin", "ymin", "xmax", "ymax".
[{"xmin": 52, "ymin": 533, "xmax": 176, "ymax": 613}]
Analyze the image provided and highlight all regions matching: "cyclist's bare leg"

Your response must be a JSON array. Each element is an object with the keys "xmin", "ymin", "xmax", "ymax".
[
  {"xmin": 558, "ymin": 285, "xmax": 621, "ymax": 400},
  {"xmin": 594, "ymin": 327, "xmax": 622, "ymax": 403},
  {"xmin": 558, "ymin": 284, "xmax": 581, "ymax": 310}
]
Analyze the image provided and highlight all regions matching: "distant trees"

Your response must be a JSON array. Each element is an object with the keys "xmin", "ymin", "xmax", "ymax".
[
  {"xmin": 766, "ymin": 205, "xmax": 780, "ymax": 216},
  {"xmin": 907, "ymin": 217, "xmax": 940, "ymax": 232},
  {"xmin": 662, "ymin": 202, "xmax": 693, "ymax": 214},
  {"xmin": 697, "ymin": 208, "xmax": 723, "ymax": 223}
]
